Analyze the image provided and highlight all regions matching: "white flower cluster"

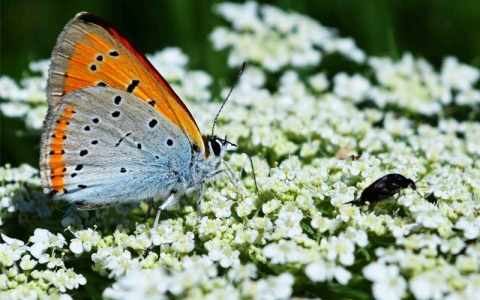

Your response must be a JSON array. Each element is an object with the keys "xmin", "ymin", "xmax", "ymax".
[
  {"xmin": 1, "ymin": 1, "xmax": 480, "ymax": 299},
  {"xmin": 0, "ymin": 231, "xmax": 86, "ymax": 299},
  {"xmin": 103, "ymin": 256, "xmax": 293, "ymax": 299},
  {"xmin": 0, "ymin": 164, "xmax": 46, "ymax": 226},
  {"xmin": 211, "ymin": 1, "xmax": 365, "ymax": 71},
  {"xmin": 0, "ymin": 60, "xmax": 48, "ymax": 129},
  {"xmin": 366, "ymin": 54, "xmax": 480, "ymax": 115}
]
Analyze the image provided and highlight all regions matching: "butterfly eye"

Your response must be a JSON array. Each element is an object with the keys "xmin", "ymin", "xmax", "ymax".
[{"xmin": 210, "ymin": 138, "xmax": 221, "ymax": 156}]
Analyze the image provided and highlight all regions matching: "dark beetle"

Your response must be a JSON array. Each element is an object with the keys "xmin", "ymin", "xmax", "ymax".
[{"xmin": 345, "ymin": 173, "xmax": 416, "ymax": 205}]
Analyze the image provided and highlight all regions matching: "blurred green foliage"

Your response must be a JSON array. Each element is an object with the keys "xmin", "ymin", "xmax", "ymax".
[{"xmin": 2, "ymin": 0, "xmax": 480, "ymax": 167}]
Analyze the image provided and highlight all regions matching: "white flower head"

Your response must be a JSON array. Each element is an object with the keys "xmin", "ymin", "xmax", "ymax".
[
  {"xmin": 409, "ymin": 270, "xmax": 450, "ymax": 300},
  {"xmin": 103, "ymin": 267, "xmax": 170, "ymax": 300},
  {"xmin": 147, "ymin": 47, "xmax": 188, "ymax": 81},
  {"xmin": 363, "ymin": 262, "xmax": 407, "ymax": 300},
  {"xmin": 69, "ymin": 228, "xmax": 100, "ymax": 254},
  {"xmin": 209, "ymin": 196, "xmax": 235, "ymax": 218},
  {"xmin": 305, "ymin": 259, "xmax": 351, "ymax": 285},
  {"xmin": 29, "ymin": 228, "xmax": 66, "ymax": 259}
]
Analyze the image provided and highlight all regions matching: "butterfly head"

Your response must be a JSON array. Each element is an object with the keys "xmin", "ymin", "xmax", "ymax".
[{"xmin": 203, "ymin": 135, "xmax": 236, "ymax": 159}]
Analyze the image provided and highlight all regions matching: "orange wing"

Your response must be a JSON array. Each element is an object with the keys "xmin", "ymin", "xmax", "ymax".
[{"xmin": 48, "ymin": 12, "xmax": 205, "ymax": 153}]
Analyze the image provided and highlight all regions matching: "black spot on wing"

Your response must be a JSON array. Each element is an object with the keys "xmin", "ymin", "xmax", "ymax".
[
  {"xmin": 126, "ymin": 80, "xmax": 140, "ymax": 93},
  {"xmin": 149, "ymin": 119, "xmax": 158, "ymax": 128},
  {"xmin": 114, "ymin": 95, "xmax": 122, "ymax": 105}
]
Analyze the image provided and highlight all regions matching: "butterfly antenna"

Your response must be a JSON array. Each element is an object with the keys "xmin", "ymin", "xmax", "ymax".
[
  {"xmin": 211, "ymin": 62, "xmax": 246, "ymax": 137},
  {"xmin": 245, "ymin": 153, "xmax": 259, "ymax": 194}
]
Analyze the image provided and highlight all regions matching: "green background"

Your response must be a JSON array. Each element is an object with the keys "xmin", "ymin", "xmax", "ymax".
[{"xmin": 2, "ymin": 0, "xmax": 480, "ymax": 167}]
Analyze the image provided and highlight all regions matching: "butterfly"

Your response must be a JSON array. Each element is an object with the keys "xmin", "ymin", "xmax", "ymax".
[{"xmin": 40, "ymin": 12, "xmax": 237, "ymax": 227}]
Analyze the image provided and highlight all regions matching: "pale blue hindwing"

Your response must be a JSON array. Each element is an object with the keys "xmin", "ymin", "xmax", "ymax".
[{"xmin": 47, "ymin": 86, "xmax": 193, "ymax": 206}]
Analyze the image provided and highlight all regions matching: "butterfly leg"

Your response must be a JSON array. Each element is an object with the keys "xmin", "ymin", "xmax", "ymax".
[
  {"xmin": 244, "ymin": 153, "xmax": 259, "ymax": 194},
  {"xmin": 64, "ymin": 203, "xmax": 78, "ymax": 218},
  {"xmin": 142, "ymin": 199, "xmax": 154, "ymax": 223},
  {"xmin": 152, "ymin": 193, "xmax": 176, "ymax": 229},
  {"xmin": 196, "ymin": 183, "xmax": 206, "ymax": 222},
  {"xmin": 222, "ymin": 161, "xmax": 239, "ymax": 190}
]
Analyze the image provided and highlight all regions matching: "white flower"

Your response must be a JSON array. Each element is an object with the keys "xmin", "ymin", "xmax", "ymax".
[
  {"xmin": 368, "ymin": 53, "xmax": 444, "ymax": 114},
  {"xmin": 1, "ymin": 233, "xmax": 25, "ymax": 248},
  {"xmin": 310, "ymin": 213, "xmax": 337, "ymax": 233},
  {"xmin": 198, "ymin": 217, "xmax": 226, "ymax": 237},
  {"xmin": 363, "ymin": 262, "xmax": 407, "ymax": 300},
  {"xmin": 305, "ymin": 259, "xmax": 351, "ymax": 284},
  {"xmin": 204, "ymin": 284, "xmax": 240, "ymax": 299},
  {"xmin": 455, "ymin": 88, "xmax": 480, "ymax": 106},
  {"xmin": 236, "ymin": 197, "xmax": 255, "ymax": 217},
  {"xmin": 441, "ymin": 56, "xmax": 479, "ymax": 91},
  {"xmin": 228, "ymin": 263, "xmax": 257, "ymax": 283},
  {"xmin": 25, "ymin": 105, "xmax": 48, "ymax": 129},
  {"xmin": 439, "ymin": 236, "xmax": 465, "ymax": 255},
  {"xmin": 262, "ymin": 199, "xmax": 281, "ymax": 215},
  {"xmin": 247, "ymin": 217, "xmax": 274, "ymax": 231},
  {"xmin": 123, "ymin": 232, "xmax": 152, "ymax": 251},
  {"xmin": 274, "ymin": 205, "xmax": 303, "ymax": 238},
  {"xmin": 341, "ymin": 227, "xmax": 368, "ymax": 247},
  {"xmin": 19, "ymin": 254, "xmax": 38, "ymax": 270},
  {"xmin": 412, "ymin": 206, "xmax": 449, "ymax": 229},
  {"xmin": 29, "ymin": 228, "xmax": 66, "ymax": 259},
  {"xmin": 234, "ymin": 228, "xmax": 259, "ymax": 244},
  {"xmin": 252, "ymin": 126, "xmax": 275, "ymax": 147},
  {"xmin": 308, "ymin": 73, "xmax": 329, "ymax": 92},
  {"xmin": 69, "ymin": 228, "xmax": 100, "ymax": 254},
  {"xmin": 29, "ymin": 59, "xmax": 50, "ymax": 78},
  {"xmin": 215, "ymin": 2, "xmax": 262, "ymax": 31},
  {"xmin": 38, "ymin": 252, "xmax": 65, "ymax": 268},
  {"xmin": 0, "ymin": 102, "xmax": 30, "ymax": 117},
  {"xmin": 209, "ymin": 196, "xmax": 235, "ymax": 218},
  {"xmin": 455, "ymin": 215, "xmax": 480, "ymax": 239},
  {"xmin": 103, "ymin": 268, "xmax": 170, "ymax": 300},
  {"xmin": 179, "ymin": 70, "xmax": 212, "ymax": 102},
  {"xmin": 171, "ymin": 231, "xmax": 195, "ymax": 253},
  {"xmin": 147, "ymin": 47, "xmax": 188, "ymax": 80},
  {"xmin": 262, "ymin": 240, "xmax": 303, "ymax": 264},
  {"xmin": 151, "ymin": 222, "xmax": 176, "ymax": 245},
  {"xmin": 325, "ymin": 236, "xmax": 355, "ymax": 266},
  {"xmin": 12, "ymin": 163, "xmax": 38, "ymax": 182},
  {"xmin": 0, "ymin": 234, "xmax": 26, "ymax": 267},
  {"xmin": 409, "ymin": 270, "xmax": 450, "ymax": 300},
  {"xmin": 327, "ymin": 181, "xmax": 357, "ymax": 207},
  {"xmin": 103, "ymin": 248, "xmax": 141, "ymax": 279},
  {"xmin": 323, "ymin": 37, "xmax": 366, "ymax": 62},
  {"xmin": 210, "ymin": 246, "xmax": 241, "ymax": 268},
  {"xmin": 455, "ymin": 255, "xmax": 478, "ymax": 273},
  {"xmin": 333, "ymin": 73, "xmax": 371, "ymax": 102},
  {"xmin": 43, "ymin": 268, "xmax": 87, "ymax": 293},
  {"xmin": 264, "ymin": 273, "xmax": 294, "ymax": 299},
  {"xmin": 0, "ymin": 76, "xmax": 21, "ymax": 100},
  {"xmin": 212, "ymin": 2, "xmax": 364, "ymax": 71}
]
